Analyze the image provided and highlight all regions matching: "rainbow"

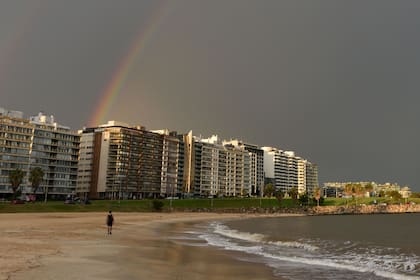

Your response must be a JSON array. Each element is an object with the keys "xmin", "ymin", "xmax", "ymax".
[{"xmin": 89, "ymin": 2, "xmax": 170, "ymax": 127}]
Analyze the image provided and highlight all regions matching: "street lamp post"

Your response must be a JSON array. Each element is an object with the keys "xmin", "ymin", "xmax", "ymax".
[
  {"xmin": 119, "ymin": 179, "xmax": 122, "ymax": 204},
  {"xmin": 44, "ymin": 185, "xmax": 48, "ymax": 203}
]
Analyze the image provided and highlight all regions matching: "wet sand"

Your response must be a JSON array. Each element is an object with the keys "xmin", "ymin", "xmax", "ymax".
[{"xmin": 0, "ymin": 212, "xmax": 288, "ymax": 280}]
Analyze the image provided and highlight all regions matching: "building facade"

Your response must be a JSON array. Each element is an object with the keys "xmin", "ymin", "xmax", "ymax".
[
  {"xmin": 0, "ymin": 110, "xmax": 32, "ymax": 196},
  {"xmin": 30, "ymin": 113, "xmax": 80, "ymax": 198},
  {"xmin": 0, "ymin": 109, "xmax": 80, "ymax": 198},
  {"xmin": 183, "ymin": 135, "xmax": 252, "ymax": 197},
  {"xmin": 77, "ymin": 122, "xmax": 189, "ymax": 199},
  {"xmin": 262, "ymin": 146, "xmax": 317, "ymax": 196},
  {"xmin": 223, "ymin": 140, "xmax": 264, "ymax": 196}
]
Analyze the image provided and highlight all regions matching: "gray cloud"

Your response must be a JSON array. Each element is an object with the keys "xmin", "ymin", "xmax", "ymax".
[{"xmin": 1, "ymin": 0, "xmax": 419, "ymax": 190}]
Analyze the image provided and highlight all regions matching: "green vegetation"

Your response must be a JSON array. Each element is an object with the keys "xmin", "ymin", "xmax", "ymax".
[
  {"xmin": 8, "ymin": 168, "xmax": 25, "ymax": 200},
  {"xmin": 0, "ymin": 196, "xmax": 419, "ymax": 213},
  {"xmin": 411, "ymin": 192, "xmax": 420, "ymax": 198},
  {"xmin": 28, "ymin": 167, "xmax": 45, "ymax": 196},
  {"xmin": 288, "ymin": 187, "xmax": 299, "ymax": 204},
  {"xmin": 151, "ymin": 200, "xmax": 164, "ymax": 211},
  {"xmin": 0, "ymin": 198, "xmax": 289, "ymax": 213},
  {"xmin": 323, "ymin": 196, "xmax": 420, "ymax": 206},
  {"xmin": 274, "ymin": 189, "xmax": 285, "ymax": 206},
  {"xmin": 264, "ymin": 183, "xmax": 274, "ymax": 197}
]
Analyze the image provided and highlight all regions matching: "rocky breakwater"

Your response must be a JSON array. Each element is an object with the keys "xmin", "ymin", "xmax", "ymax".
[{"xmin": 309, "ymin": 203, "xmax": 420, "ymax": 215}]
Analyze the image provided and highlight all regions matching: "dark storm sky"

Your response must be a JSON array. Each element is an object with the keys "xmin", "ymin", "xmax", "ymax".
[{"xmin": 1, "ymin": 0, "xmax": 419, "ymax": 191}]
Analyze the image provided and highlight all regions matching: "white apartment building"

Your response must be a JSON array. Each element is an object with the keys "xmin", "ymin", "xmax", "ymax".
[
  {"xmin": 0, "ymin": 109, "xmax": 32, "ymax": 195},
  {"xmin": 76, "ymin": 131, "xmax": 95, "ymax": 196},
  {"xmin": 262, "ymin": 147, "xmax": 317, "ymax": 196},
  {"xmin": 29, "ymin": 112, "xmax": 80, "ymax": 198},
  {"xmin": 0, "ymin": 109, "xmax": 80, "ymax": 198},
  {"xmin": 223, "ymin": 140, "xmax": 264, "ymax": 196},
  {"xmin": 152, "ymin": 129, "xmax": 183, "ymax": 197},
  {"xmin": 188, "ymin": 135, "xmax": 251, "ymax": 197},
  {"xmin": 224, "ymin": 144, "xmax": 251, "ymax": 196}
]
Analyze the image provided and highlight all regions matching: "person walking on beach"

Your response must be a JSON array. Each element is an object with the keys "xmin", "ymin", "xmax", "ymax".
[{"xmin": 106, "ymin": 210, "xmax": 114, "ymax": 235}]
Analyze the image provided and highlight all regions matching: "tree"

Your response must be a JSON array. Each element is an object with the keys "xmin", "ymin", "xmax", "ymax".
[
  {"xmin": 264, "ymin": 183, "xmax": 274, "ymax": 198},
  {"xmin": 29, "ymin": 167, "xmax": 45, "ymax": 197},
  {"xmin": 344, "ymin": 183, "xmax": 365, "ymax": 205},
  {"xmin": 364, "ymin": 183, "xmax": 374, "ymax": 196},
  {"xmin": 344, "ymin": 184, "xmax": 354, "ymax": 197},
  {"xmin": 410, "ymin": 192, "xmax": 420, "ymax": 198},
  {"xmin": 314, "ymin": 187, "xmax": 321, "ymax": 206},
  {"xmin": 9, "ymin": 169, "xmax": 25, "ymax": 200},
  {"xmin": 353, "ymin": 184, "xmax": 365, "ymax": 205},
  {"xmin": 151, "ymin": 200, "xmax": 164, "ymax": 211},
  {"xmin": 288, "ymin": 187, "xmax": 298, "ymax": 203},
  {"xmin": 386, "ymin": 190, "xmax": 402, "ymax": 200},
  {"xmin": 298, "ymin": 192, "xmax": 310, "ymax": 206},
  {"xmin": 274, "ymin": 189, "xmax": 285, "ymax": 206}
]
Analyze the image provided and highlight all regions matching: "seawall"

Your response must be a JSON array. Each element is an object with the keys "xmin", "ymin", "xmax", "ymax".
[
  {"xmin": 308, "ymin": 204, "xmax": 420, "ymax": 215},
  {"xmin": 175, "ymin": 204, "xmax": 420, "ymax": 215}
]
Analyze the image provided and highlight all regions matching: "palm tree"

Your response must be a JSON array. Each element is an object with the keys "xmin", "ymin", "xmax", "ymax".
[
  {"xmin": 344, "ymin": 184, "xmax": 354, "ymax": 206},
  {"xmin": 288, "ymin": 187, "xmax": 298, "ymax": 204},
  {"xmin": 353, "ymin": 183, "xmax": 364, "ymax": 206},
  {"xmin": 29, "ymin": 167, "xmax": 45, "ymax": 198},
  {"xmin": 9, "ymin": 168, "xmax": 25, "ymax": 200},
  {"xmin": 274, "ymin": 189, "xmax": 285, "ymax": 206},
  {"xmin": 264, "ymin": 183, "xmax": 274, "ymax": 198}
]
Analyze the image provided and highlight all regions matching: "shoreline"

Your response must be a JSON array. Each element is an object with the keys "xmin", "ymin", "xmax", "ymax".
[
  {"xmin": 1, "ymin": 212, "xmax": 295, "ymax": 280},
  {"xmin": 2, "ymin": 210, "xmax": 418, "ymax": 280},
  {"xmin": 169, "ymin": 204, "xmax": 420, "ymax": 215}
]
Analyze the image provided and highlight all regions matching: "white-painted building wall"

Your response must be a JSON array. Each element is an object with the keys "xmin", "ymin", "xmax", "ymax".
[{"xmin": 97, "ymin": 130, "xmax": 110, "ymax": 193}]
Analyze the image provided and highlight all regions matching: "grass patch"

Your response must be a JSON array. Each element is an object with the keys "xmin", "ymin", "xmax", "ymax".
[{"xmin": 0, "ymin": 197, "xmax": 418, "ymax": 213}]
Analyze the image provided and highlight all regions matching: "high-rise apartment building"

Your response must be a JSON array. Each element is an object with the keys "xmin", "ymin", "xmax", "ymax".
[
  {"xmin": 0, "ymin": 109, "xmax": 80, "ymax": 198},
  {"xmin": 223, "ymin": 140, "xmax": 264, "ymax": 196},
  {"xmin": 30, "ymin": 113, "xmax": 80, "ymax": 198},
  {"xmin": 223, "ymin": 144, "xmax": 251, "ymax": 197},
  {"xmin": 262, "ymin": 147, "xmax": 317, "ymax": 196},
  {"xmin": 183, "ymin": 134, "xmax": 252, "ymax": 197},
  {"xmin": 77, "ymin": 122, "xmax": 189, "ymax": 199},
  {"xmin": 153, "ymin": 129, "xmax": 184, "ymax": 197},
  {"xmin": 0, "ymin": 109, "xmax": 32, "ymax": 196},
  {"xmin": 2, "ymin": 108, "xmax": 319, "ymax": 200},
  {"xmin": 190, "ymin": 135, "xmax": 221, "ymax": 196},
  {"xmin": 305, "ymin": 162, "xmax": 318, "ymax": 195}
]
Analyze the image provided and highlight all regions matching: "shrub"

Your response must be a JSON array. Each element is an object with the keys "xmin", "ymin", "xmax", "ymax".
[{"xmin": 151, "ymin": 200, "xmax": 164, "ymax": 212}]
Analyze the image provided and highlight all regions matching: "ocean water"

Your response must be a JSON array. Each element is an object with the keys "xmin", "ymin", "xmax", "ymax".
[{"xmin": 174, "ymin": 214, "xmax": 420, "ymax": 280}]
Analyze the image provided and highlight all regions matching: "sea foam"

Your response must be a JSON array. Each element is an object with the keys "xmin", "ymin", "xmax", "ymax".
[{"xmin": 195, "ymin": 221, "xmax": 419, "ymax": 280}]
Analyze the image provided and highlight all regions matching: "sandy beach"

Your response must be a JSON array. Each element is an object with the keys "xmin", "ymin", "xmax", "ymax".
[{"xmin": 0, "ymin": 212, "xmax": 291, "ymax": 280}]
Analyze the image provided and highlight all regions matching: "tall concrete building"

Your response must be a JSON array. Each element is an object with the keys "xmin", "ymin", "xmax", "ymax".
[
  {"xmin": 192, "ymin": 135, "xmax": 221, "ymax": 196},
  {"xmin": 183, "ymin": 134, "xmax": 252, "ymax": 197},
  {"xmin": 305, "ymin": 162, "xmax": 319, "ymax": 195},
  {"xmin": 77, "ymin": 122, "xmax": 188, "ymax": 199},
  {"xmin": 0, "ymin": 109, "xmax": 80, "ymax": 198},
  {"xmin": 0, "ymin": 109, "xmax": 32, "ymax": 196},
  {"xmin": 30, "ymin": 112, "xmax": 80, "ymax": 198},
  {"xmin": 152, "ymin": 129, "xmax": 184, "ymax": 197},
  {"xmin": 181, "ymin": 131, "xmax": 194, "ymax": 195},
  {"xmin": 223, "ymin": 143, "xmax": 251, "ymax": 197},
  {"xmin": 262, "ymin": 147, "xmax": 317, "ymax": 196},
  {"xmin": 223, "ymin": 140, "xmax": 264, "ymax": 196}
]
